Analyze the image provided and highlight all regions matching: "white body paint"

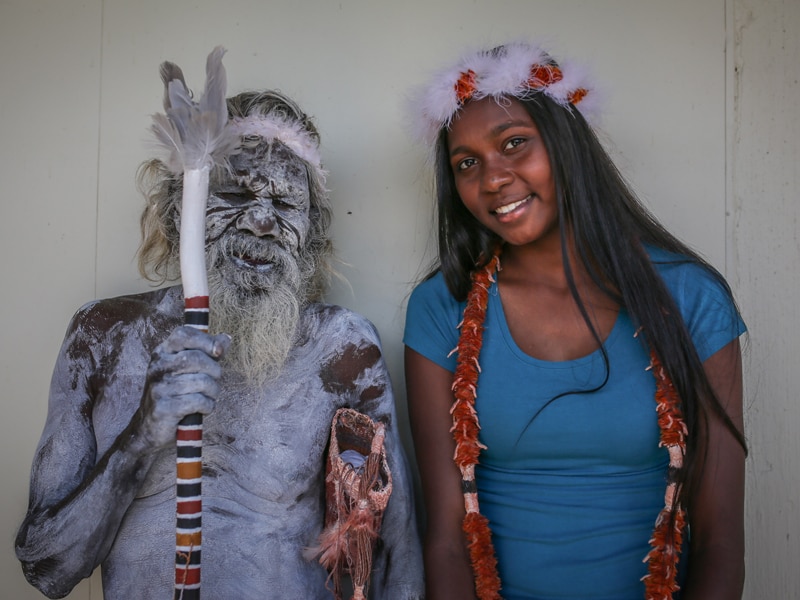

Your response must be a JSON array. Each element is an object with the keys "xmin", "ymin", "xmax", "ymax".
[{"xmin": 16, "ymin": 286, "xmax": 423, "ymax": 599}]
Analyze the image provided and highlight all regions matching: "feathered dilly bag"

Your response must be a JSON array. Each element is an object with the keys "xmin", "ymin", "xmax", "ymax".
[{"xmin": 306, "ymin": 408, "xmax": 393, "ymax": 600}]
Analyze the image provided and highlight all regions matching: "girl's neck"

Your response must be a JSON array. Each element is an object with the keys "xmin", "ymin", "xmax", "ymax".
[
  {"xmin": 500, "ymin": 234, "xmax": 585, "ymax": 291},
  {"xmin": 497, "ymin": 240, "xmax": 619, "ymax": 361}
]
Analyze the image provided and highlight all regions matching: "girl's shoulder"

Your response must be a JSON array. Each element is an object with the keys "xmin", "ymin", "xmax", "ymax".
[
  {"xmin": 645, "ymin": 246, "xmax": 729, "ymax": 295},
  {"xmin": 645, "ymin": 245, "xmax": 745, "ymax": 360},
  {"xmin": 410, "ymin": 270, "xmax": 451, "ymax": 298},
  {"xmin": 407, "ymin": 270, "xmax": 466, "ymax": 320}
]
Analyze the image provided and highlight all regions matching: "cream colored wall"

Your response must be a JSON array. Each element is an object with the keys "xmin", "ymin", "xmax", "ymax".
[
  {"xmin": 0, "ymin": 0, "xmax": 796, "ymax": 598},
  {"xmin": 733, "ymin": 0, "xmax": 800, "ymax": 598}
]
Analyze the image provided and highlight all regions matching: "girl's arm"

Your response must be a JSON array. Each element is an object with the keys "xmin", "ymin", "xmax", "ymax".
[
  {"xmin": 683, "ymin": 339, "xmax": 746, "ymax": 599},
  {"xmin": 405, "ymin": 347, "xmax": 478, "ymax": 600}
]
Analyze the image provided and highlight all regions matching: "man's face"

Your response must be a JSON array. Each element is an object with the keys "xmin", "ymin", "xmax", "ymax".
[{"xmin": 205, "ymin": 140, "xmax": 312, "ymax": 291}]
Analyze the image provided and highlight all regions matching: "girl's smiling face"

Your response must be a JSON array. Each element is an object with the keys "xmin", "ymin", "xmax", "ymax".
[{"xmin": 447, "ymin": 96, "xmax": 558, "ymax": 249}]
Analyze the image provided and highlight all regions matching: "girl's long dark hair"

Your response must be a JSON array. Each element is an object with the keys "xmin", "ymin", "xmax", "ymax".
[{"xmin": 428, "ymin": 92, "xmax": 747, "ymax": 509}]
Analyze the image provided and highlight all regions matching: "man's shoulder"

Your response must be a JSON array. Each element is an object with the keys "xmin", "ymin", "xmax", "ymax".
[
  {"xmin": 69, "ymin": 286, "xmax": 182, "ymax": 336},
  {"xmin": 302, "ymin": 302, "xmax": 381, "ymax": 343}
]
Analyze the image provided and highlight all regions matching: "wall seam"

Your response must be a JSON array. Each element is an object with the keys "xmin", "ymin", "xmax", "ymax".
[
  {"xmin": 724, "ymin": 0, "xmax": 735, "ymax": 282},
  {"xmin": 93, "ymin": 0, "xmax": 106, "ymax": 302}
]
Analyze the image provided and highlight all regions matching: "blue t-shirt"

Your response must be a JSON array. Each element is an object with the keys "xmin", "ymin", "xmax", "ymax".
[{"xmin": 403, "ymin": 248, "xmax": 746, "ymax": 600}]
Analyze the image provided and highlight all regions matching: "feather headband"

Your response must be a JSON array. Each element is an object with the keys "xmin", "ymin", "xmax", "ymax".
[
  {"xmin": 408, "ymin": 40, "xmax": 602, "ymax": 146},
  {"xmin": 228, "ymin": 115, "xmax": 324, "ymax": 177},
  {"xmin": 151, "ymin": 52, "xmax": 325, "ymax": 184}
]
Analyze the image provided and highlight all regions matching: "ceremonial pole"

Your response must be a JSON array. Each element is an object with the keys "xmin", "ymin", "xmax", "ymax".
[
  {"xmin": 174, "ymin": 166, "xmax": 210, "ymax": 599},
  {"xmin": 150, "ymin": 46, "xmax": 236, "ymax": 599}
]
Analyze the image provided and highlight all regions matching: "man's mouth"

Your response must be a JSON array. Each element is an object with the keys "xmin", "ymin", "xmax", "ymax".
[
  {"xmin": 231, "ymin": 251, "xmax": 275, "ymax": 271},
  {"xmin": 493, "ymin": 195, "xmax": 531, "ymax": 215}
]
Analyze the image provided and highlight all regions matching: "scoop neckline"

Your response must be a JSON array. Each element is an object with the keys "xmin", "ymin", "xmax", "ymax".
[{"xmin": 489, "ymin": 281, "xmax": 624, "ymax": 368}]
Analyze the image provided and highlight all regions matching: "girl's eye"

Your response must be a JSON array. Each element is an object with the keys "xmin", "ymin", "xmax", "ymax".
[
  {"xmin": 456, "ymin": 158, "xmax": 477, "ymax": 171},
  {"xmin": 504, "ymin": 137, "xmax": 525, "ymax": 151}
]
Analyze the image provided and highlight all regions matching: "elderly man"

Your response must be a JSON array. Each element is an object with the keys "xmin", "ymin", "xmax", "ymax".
[{"xmin": 15, "ymin": 87, "xmax": 423, "ymax": 599}]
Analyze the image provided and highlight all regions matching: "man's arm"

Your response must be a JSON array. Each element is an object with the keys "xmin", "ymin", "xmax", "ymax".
[
  {"xmin": 364, "ymin": 365, "xmax": 424, "ymax": 600},
  {"xmin": 320, "ymin": 310, "xmax": 424, "ymax": 599},
  {"xmin": 15, "ymin": 308, "xmax": 227, "ymax": 599}
]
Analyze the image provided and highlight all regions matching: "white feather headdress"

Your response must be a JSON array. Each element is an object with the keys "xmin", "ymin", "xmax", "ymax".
[
  {"xmin": 227, "ymin": 116, "xmax": 323, "ymax": 172},
  {"xmin": 152, "ymin": 48, "xmax": 324, "ymax": 184},
  {"xmin": 407, "ymin": 40, "xmax": 602, "ymax": 146}
]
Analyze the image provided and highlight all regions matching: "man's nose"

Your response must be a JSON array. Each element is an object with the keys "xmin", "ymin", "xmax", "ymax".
[{"xmin": 235, "ymin": 204, "xmax": 280, "ymax": 237}]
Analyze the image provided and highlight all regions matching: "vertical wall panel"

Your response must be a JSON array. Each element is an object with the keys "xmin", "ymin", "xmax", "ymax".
[
  {"xmin": 733, "ymin": 0, "xmax": 800, "ymax": 598},
  {"xmin": 0, "ymin": 1, "xmax": 102, "ymax": 598}
]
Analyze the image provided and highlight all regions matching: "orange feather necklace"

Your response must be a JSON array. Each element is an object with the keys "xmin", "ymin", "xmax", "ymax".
[{"xmin": 450, "ymin": 249, "xmax": 687, "ymax": 600}]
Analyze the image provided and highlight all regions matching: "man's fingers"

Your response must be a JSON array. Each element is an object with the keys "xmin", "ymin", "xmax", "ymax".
[
  {"xmin": 157, "ymin": 326, "xmax": 231, "ymax": 357},
  {"xmin": 148, "ymin": 349, "xmax": 222, "ymax": 381},
  {"xmin": 153, "ymin": 371, "xmax": 222, "ymax": 399},
  {"xmin": 211, "ymin": 333, "xmax": 232, "ymax": 358},
  {"xmin": 152, "ymin": 392, "xmax": 217, "ymax": 418}
]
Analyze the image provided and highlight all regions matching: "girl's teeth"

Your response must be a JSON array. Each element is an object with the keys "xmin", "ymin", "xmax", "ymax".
[{"xmin": 495, "ymin": 196, "xmax": 529, "ymax": 215}]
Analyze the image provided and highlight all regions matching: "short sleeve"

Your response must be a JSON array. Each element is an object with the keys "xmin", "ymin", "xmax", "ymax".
[
  {"xmin": 655, "ymin": 256, "xmax": 747, "ymax": 362},
  {"xmin": 403, "ymin": 273, "xmax": 464, "ymax": 372}
]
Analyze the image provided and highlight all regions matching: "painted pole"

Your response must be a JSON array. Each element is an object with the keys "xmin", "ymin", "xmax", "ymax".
[{"xmin": 149, "ymin": 46, "xmax": 236, "ymax": 599}]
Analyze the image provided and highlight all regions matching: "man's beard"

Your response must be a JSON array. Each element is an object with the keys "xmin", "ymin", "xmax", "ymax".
[{"xmin": 205, "ymin": 233, "xmax": 313, "ymax": 386}]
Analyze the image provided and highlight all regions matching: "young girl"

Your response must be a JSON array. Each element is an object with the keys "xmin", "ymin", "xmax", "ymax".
[{"xmin": 403, "ymin": 41, "xmax": 746, "ymax": 600}]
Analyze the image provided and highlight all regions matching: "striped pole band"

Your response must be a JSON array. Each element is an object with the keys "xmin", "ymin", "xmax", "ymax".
[{"xmin": 175, "ymin": 295, "xmax": 208, "ymax": 600}]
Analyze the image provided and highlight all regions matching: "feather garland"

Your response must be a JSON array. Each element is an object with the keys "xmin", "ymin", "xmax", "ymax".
[
  {"xmin": 451, "ymin": 251, "xmax": 502, "ymax": 600},
  {"xmin": 642, "ymin": 353, "xmax": 688, "ymax": 599},
  {"xmin": 453, "ymin": 250, "xmax": 687, "ymax": 600}
]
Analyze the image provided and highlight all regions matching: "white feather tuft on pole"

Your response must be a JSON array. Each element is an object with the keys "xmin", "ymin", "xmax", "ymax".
[
  {"xmin": 150, "ymin": 45, "xmax": 238, "ymax": 301},
  {"xmin": 151, "ymin": 46, "xmax": 237, "ymax": 174}
]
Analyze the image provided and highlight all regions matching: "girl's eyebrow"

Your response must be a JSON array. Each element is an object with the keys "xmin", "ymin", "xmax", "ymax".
[
  {"xmin": 491, "ymin": 119, "xmax": 532, "ymax": 136},
  {"xmin": 449, "ymin": 119, "xmax": 534, "ymax": 158}
]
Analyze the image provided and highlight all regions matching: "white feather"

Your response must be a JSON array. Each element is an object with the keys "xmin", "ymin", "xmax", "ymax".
[
  {"xmin": 149, "ymin": 47, "xmax": 239, "ymax": 304},
  {"xmin": 405, "ymin": 40, "xmax": 602, "ymax": 149},
  {"xmin": 150, "ymin": 46, "xmax": 238, "ymax": 175}
]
